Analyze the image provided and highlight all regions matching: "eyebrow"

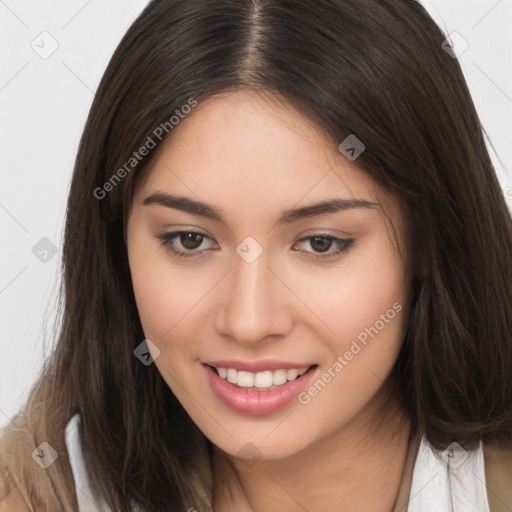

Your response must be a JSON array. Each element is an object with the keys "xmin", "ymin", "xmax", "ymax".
[{"xmin": 143, "ymin": 192, "xmax": 378, "ymax": 224}]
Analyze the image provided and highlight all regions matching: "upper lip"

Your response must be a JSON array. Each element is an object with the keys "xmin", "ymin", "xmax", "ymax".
[{"xmin": 202, "ymin": 359, "xmax": 316, "ymax": 372}]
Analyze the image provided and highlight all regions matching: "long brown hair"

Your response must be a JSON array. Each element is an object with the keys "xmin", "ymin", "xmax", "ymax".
[{"xmin": 2, "ymin": 0, "xmax": 511, "ymax": 510}]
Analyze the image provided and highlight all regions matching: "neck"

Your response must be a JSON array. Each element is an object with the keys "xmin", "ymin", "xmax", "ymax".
[{"xmin": 211, "ymin": 388, "xmax": 412, "ymax": 512}]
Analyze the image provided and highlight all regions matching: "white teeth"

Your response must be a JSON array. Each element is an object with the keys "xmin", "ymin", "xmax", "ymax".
[
  {"xmin": 237, "ymin": 371, "xmax": 254, "ymax": 387},
  {"xmin": 272, "ymin": 369, "xmax": 287, "ymax": 386},
  {"xmin": 286, "ymin": 369, "xmax": 299, "ymax": 381},
  {"xmin": 214, "ymin": 366, "xmax": 311, "ymax": 389},
  {"xmin": 226, "ymin": 368, "xmax": 237, "ymax": 384},
  {"xmin": 254, "ymin": 371, "xmax": 273, "ymax": 388}
]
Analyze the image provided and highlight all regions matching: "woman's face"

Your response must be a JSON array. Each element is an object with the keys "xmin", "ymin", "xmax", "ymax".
[{"xmin": 126, "ymin": 90, "xmax": 409, "ymax": 460}]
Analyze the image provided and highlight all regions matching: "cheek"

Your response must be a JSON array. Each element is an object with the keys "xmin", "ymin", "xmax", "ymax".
[
  {"xmin": 295, "ymin": 243, "xmax": 407, "ymax": 418},
  {"xmin": 292, "ymin": 240, "xmax": 407, "ymax": 349},
  {"xmin": 128, "ymin": 234, "xmax": 205, "ymax": 344}
]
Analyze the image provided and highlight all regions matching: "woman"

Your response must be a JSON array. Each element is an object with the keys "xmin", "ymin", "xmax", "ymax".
[{"xmin": 1, "ymin": 0, "xmax": 511, "ymax": 511}]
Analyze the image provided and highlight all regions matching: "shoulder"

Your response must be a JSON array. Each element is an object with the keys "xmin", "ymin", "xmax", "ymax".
[
  {"xmin": 0, "ymin": 418, "xmax": 41, "ymax": 511},
  {"xmin": 0, "ymin": 474, "xmax": 44, "ymax": 511},
  {"xmin": 0, "ymin": 414, "xmax": 78, "ymax": 512},
  {"xmin": 483, "ymin": 439, "xmax": 512, "ymax": 511},
  {"xmin": 0, "ymin": 418, "xmax": 48, "ymax": 512}
]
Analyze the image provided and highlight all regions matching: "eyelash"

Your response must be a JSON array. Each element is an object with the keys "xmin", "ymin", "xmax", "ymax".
[{"xmin": 156, "ymin": 230, "xmax": 355, "ymax": 261}]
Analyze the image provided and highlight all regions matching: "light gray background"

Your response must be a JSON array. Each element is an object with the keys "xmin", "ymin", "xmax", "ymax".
[{"xmin": 1, "ymin": 0, "xmax": 511, "ymax": 431}]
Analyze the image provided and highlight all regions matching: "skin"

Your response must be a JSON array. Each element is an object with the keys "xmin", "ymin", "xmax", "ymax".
[{"xmin": 126, "ymin": 89, "xmax": 412, "ymax": 511}]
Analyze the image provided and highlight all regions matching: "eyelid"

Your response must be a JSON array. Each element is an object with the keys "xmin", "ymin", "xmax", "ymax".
[{"xmin": 295, "ymin": 227, "xmax": 356, "ymax": 239}]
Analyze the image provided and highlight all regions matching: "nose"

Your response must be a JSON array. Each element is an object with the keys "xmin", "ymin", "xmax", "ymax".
[{"xmin": 215, "ymin": 247, "xmax": 293, "ymax": 345}]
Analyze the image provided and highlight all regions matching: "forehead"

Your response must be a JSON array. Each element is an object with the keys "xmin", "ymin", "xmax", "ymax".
[{"xmin": 136, "ymin": 90, "xmax": 381, "ymax": 209}]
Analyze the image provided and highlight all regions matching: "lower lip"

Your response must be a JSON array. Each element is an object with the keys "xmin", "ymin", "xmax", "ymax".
[{"xmin": 203, "ymin": 364, "xmax": 317, "ymax": 415}]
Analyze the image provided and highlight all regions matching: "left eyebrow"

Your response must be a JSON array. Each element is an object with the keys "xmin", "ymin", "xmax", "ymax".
[{"xmin": 143, "ymin": 192, "xmax": 378, "ymax": 224}]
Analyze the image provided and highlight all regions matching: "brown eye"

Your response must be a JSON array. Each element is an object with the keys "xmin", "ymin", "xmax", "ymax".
[
  {"xmin": 295, "ymin": 234, "xmax": 355, "ymax": 261},
  {"xmin": 309, "ymin": 236, "xmax": 334, "ymax": 253},
  {"xmin": 180, "ymin": 232, "xmax": 204, "ymax": 250},
  {"xmin": 156, "ymin": 230, "xmax": 215, "ymax": 259}
]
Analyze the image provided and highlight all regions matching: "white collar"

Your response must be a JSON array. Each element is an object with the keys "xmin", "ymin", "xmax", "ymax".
[
  {"xmin": 407, "ymin": 435, "xmax": 489, "ymax": 512},
  {"xmin": 65, "ymin": 414, "xmax": 113, "ymax": 512}
]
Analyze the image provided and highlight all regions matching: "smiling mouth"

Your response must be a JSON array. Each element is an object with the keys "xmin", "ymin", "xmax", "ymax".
[{"xmin": 206, "ymin": 364, "xmax": 317, "ymax": 391}]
